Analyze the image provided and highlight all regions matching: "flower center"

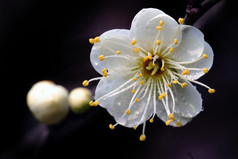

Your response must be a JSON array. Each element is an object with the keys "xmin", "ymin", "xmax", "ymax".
[{"xmin": 143, "ymin": 56, "xmax": 164, "ymax": 76}]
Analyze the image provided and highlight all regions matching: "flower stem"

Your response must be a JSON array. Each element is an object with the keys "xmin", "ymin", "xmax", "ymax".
[{"xmin": 184, "ymin": 0, "xmax": 221, "ymax": 25}]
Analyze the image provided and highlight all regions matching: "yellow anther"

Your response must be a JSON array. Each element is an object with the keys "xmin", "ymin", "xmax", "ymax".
[
  {"xmin": 102, "ymin": 71, "xmax": 108, "ymax": 77},
  {"xmin": 131, "ymin": 39, "xmax": 137, "ymax": 45},
  {"xmin": 133, "ymin": 126, "xmax": 137, "ymax": 130},
  {"xmin": 169, "ymin": 47, "xmax": 174, "ymax": 53},
  {"xmin": 135, "ymin": 98, "xmax": 140, "ymax": 102},
  {"xmin": 109, "ymin": 124, "xmax": 115, "ymax": 130},
  {"xmin": 126, "ymin": 109, "xmax": 131, "ymax": 115},
  {"xmin": 139, "ymin": 134, "xmax": 146, "ymax": 141},
  {"xmin": 156, "ymin": 26, "xmax": 162, "ymax": 31},
  {"xmin": 89, "ymin": 38, "xmax": 94, "ymax": 44},
  {"xmin": 176, "ymin": 121, "xmax": 182, "ymax": 127},
  {"xmin": 174, "ymin": 38, "xmax": 178, "ymax": 44},
  {"xmin": 166, "ymin": 119, "xmax": 172, "ymax": 126},
  {"xmin": 202, "ymin": 54, "xmax": 208, "ymax": 59},
  {"xmin": 133, "ymin": 77, "xmax": 137, "ymax": 82},
  {"xmin": 172, "ymin": 80, "xmax": 178, "ymax": 84},
  {"xmin": 203, "ymin": 68, "xmax": 209, "ymax": 73},
  {"xmin": 156, "ymin": 40, "xmax": 161, "ymax": 45},
  {"xmin": 149, "ymin": 118, "xmax": 154, "ymax": 123},
  {"xmin": 208, "ymin": 88, "xmax": 215, "ymax": 94},
  {"xmin": 131, "ymin": 89, "xmax": 135, "ymax": 94},
  {"xmin": 181, "ymin": 82, "xmax": 187, "ymax": 88},
  {"xmin": 94, "ymin": 36, "xmax": 100, "ymax": 43},
  {"xmin": 168, "ymin": 113, "xmax": 175, "ymax": 121},
  {"xmin": 82, "ymin": 80, "xmax": 89, "ymax": 87},
  {"xmin": 93, "ymin": 101, "xmax": 100, "ymax": 106},
  {"xmin": 178, "ymin": 18, "xmax": 184, "ymax": 24},
  {"xmin": 139, "ymin": 73, "xmax": 142, "ymax": 77},
  {"xmin": 89, "ymin": 101, "xmax": 94, "ymax": 106},
  {"xmin": 158, "ymin": 93, "xmax": 166, "ymax": 100},
  {"xmin": 140, "ymin": 81, "xmax": 144, "ymax": 85},
  {"xmin": 143, "ymin": 56, "xmax": 152, "ymax": 62},
  {"xmin": 102, "ymin": 68, "xmax": 108, "ymax": 77},
  {"xmin": 134, "ymin": 48, "xmax": 140, "ymax": 52},
  {"xmin": 182, "ymin": 69, "xmax": 190, "ymax": 75},
  {"xmin": 102, "ymin": 68, "xmax": 107, "ymax": 72},
  {"xmin": 98, "ymin": 55, "xmax": 105, "ymax": 61},
  {"xmin": 168, "ymin": 83, "xmax": 172, "ymax": 87},
  {"xmin": 116, "ymin": 50, "xmax": 121, "ymax": 54},
  {"xmin": 159, "ymin": 20, "xmax": 164, "ymax": 26},
  {"xmin": 160, "ymin": 67, "xmax": 165, "ymax": 72}
]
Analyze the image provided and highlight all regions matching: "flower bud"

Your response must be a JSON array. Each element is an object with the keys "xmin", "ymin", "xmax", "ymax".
[
  {"xmin": 26, "ymin": 81, "xmax": 69, "ymax": 125},
  {"xmin": 68, "ymin": 87, "xmax": 91, "ymax": 113}
]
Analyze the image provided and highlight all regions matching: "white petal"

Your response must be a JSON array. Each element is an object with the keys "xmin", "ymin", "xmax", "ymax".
[
  {"xmin": 169, "ymin": 25, "xmax": 204, "ymax": 62},
  {"xmin": 155, "ymin": 96, "xmax": 193, "ymax": 127},
  {"xmin": 143, "ymin": 14, "xmax": 181, "ymax": 52},
  {"xmin": 130, "ymin": 8, "xmax": 168, "ymax": 50},
  {"xmin": 171, "ymin": 79, "xmax": 202, "ymax": 118},
  {"xmin": 95, "ymin": 76, "xmax": 153, "ymax": 127},
  {"xmin": 185, "ymin": 42, "xmax": 214, "ymax": 80},
  {"xmin": 90, "ymin": 29, "xmax": 139, "ymax": 75}
]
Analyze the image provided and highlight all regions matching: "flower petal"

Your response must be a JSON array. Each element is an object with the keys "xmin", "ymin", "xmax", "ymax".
[
  {"xmin": 90, "ymin": 29, "xmax": 139, "ymax": 75},
  {"xmin": 95, "ymin": 76, "xmax": 153, "ymax": 127},
  {"xmin": 171, "ymin": 79, "xmax": 202, "ymax": 118},
  {"xmin": 130, "ymin": 8, "xmax": 174, "ymax": 51},
  {"xmin": 169, "ymin": 25, "xmax": 204, "ymax": 62},
  {"xmin": 185, "ymin": 42, "xmax": 214, "ymax": 80}
]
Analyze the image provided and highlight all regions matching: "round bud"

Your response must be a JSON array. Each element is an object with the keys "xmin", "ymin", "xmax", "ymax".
[
  {"xmin": 68, "ymin": 87, "xmax": 91, "ymax": 113},
  {"xmin": 27, "ymin": 81, "xmax": 69, "ymax": 125}
]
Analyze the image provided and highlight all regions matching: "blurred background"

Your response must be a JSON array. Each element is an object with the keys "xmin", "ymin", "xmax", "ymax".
[{"xmin": 0, "ymin": 0, "xmax": 237, "ymax": 158}]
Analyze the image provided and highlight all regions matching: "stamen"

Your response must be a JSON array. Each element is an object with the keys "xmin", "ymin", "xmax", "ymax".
[
  {"xmin": 82, "ymin": 80, "xmax": 89, "ymax": 87},
  {"xmin": 131, "ymin": 39, "xmax": 137, "ymax": 45},
  {"xmin": 156, "ymin": 40, "xmax": 161, "ymax": 45},
  {"xmin": 174, "ymin": 38, "xmax": 178, "ymax": 44},
  {"xmin": 140, "ymin": 81, "xmax": 144, "ymax": 85},
  {"xmin": 203, "ymin": 68, "xmax": 209, "ymax": 73},
  {"xmin": 160, "ymin": 59, "xmax": 165, "ymax": 72},
  {"xmin": 135, "ymin": 98, "xmax": 140, "ymax": 102},
  {"xmin": 139, "ymin": 122, "xmax": 146, "ymax": 141},
  {"xmin": 156, "ymin": 26, "xmax": 162, "ymax": 31},
  {"xmin": 126, "ymin": 109, "xmax": 131, "ymax": 115},
  {"xmin": 149, "ymin": 118, "xmax": 154, "ymax": 123},
  {"xmin": 181, "ymin": 69, "xmax": 190, "ymax": 75},
  {"xmin": 202, "ymin": 54, "xmax": 209, "ymax": 59},
  {"xmin": 98, "ymin": 55, "xmax": 105, "ymax": 61},
  {"xmin": 176, "ymin": 121, "xmax": 182, "ymax": 127},
  {"xmin": 208, "ymin": 89, "xmax": 215, "ymax": 94},
  {"xmin": 168, "ymin": 113, "xmax": 175, "ymax": 121},
  {"xmin": 109, "ymin": 124, "xmax": 115, "ymax": 130},
  {"xmin": 94, "ymin": 36, "xmax": 100, "ymax": 43},
  {"xmin": 116, "ymin": 50, "xmax": 121, "ymax": 54},
  {"xmin": 172, "ymin": 80, "xmax": 178, "ymax": 84},
  {"xmin": 133, "ymin": 77, "xmax": 137, "ymax": 82},
  {"xmin": 139, "ymin": 73, "xmax": 143, "ymax": 77},
  {"xmin": 134, "ymin": 48, "xmax": 140, "ymax": 52},
  {"xmin": 169, "ymin": 47, "xmax": 174, "ymax": 53},
  {"xmin": 159, "ymin": 20, "xmax": 164, "ymax": 26},
  {"xmin": 181, "ymin": 82, "xmax": 187, "ymax": 88},
  {"xmin": 131, "ymin": 89, "xmax": 135, "ymax": 94},
  {"xmin": 133, "ymin": 126, "xmax": 137, "ymax": 130},
  {"xmin": 102, "ymin": 68, "xmax": 108, "ymax": 77},
  {"xmin": 158, "ymin": 93, "xmax": 166, "ymax": 100},
  {"xmin": 178, "ymin": 18, "xmax": 184, "ymax": 24},
  {"xmin": 89, "ymin": 38, "xmax": 94, "ymax": 44}
]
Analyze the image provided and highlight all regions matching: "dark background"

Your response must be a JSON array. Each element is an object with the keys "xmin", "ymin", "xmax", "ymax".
[{"xmin": 0, "ymin": 0, "xmax": 237, "ymax": 158}]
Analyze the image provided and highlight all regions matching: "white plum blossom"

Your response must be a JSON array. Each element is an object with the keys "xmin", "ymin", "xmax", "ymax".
[{"xmin": 83, "ymin": 8, "xmax": 215, "ymax": 141}]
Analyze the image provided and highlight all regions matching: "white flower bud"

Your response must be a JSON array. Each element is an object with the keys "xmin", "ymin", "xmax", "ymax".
[
  {"xmin": 68, "ymin": 87, "xmax": 91, "ymax": 113},
  {"xmin": 27, "ymin": 80, "xmax": 69, "ymax": 125}
]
